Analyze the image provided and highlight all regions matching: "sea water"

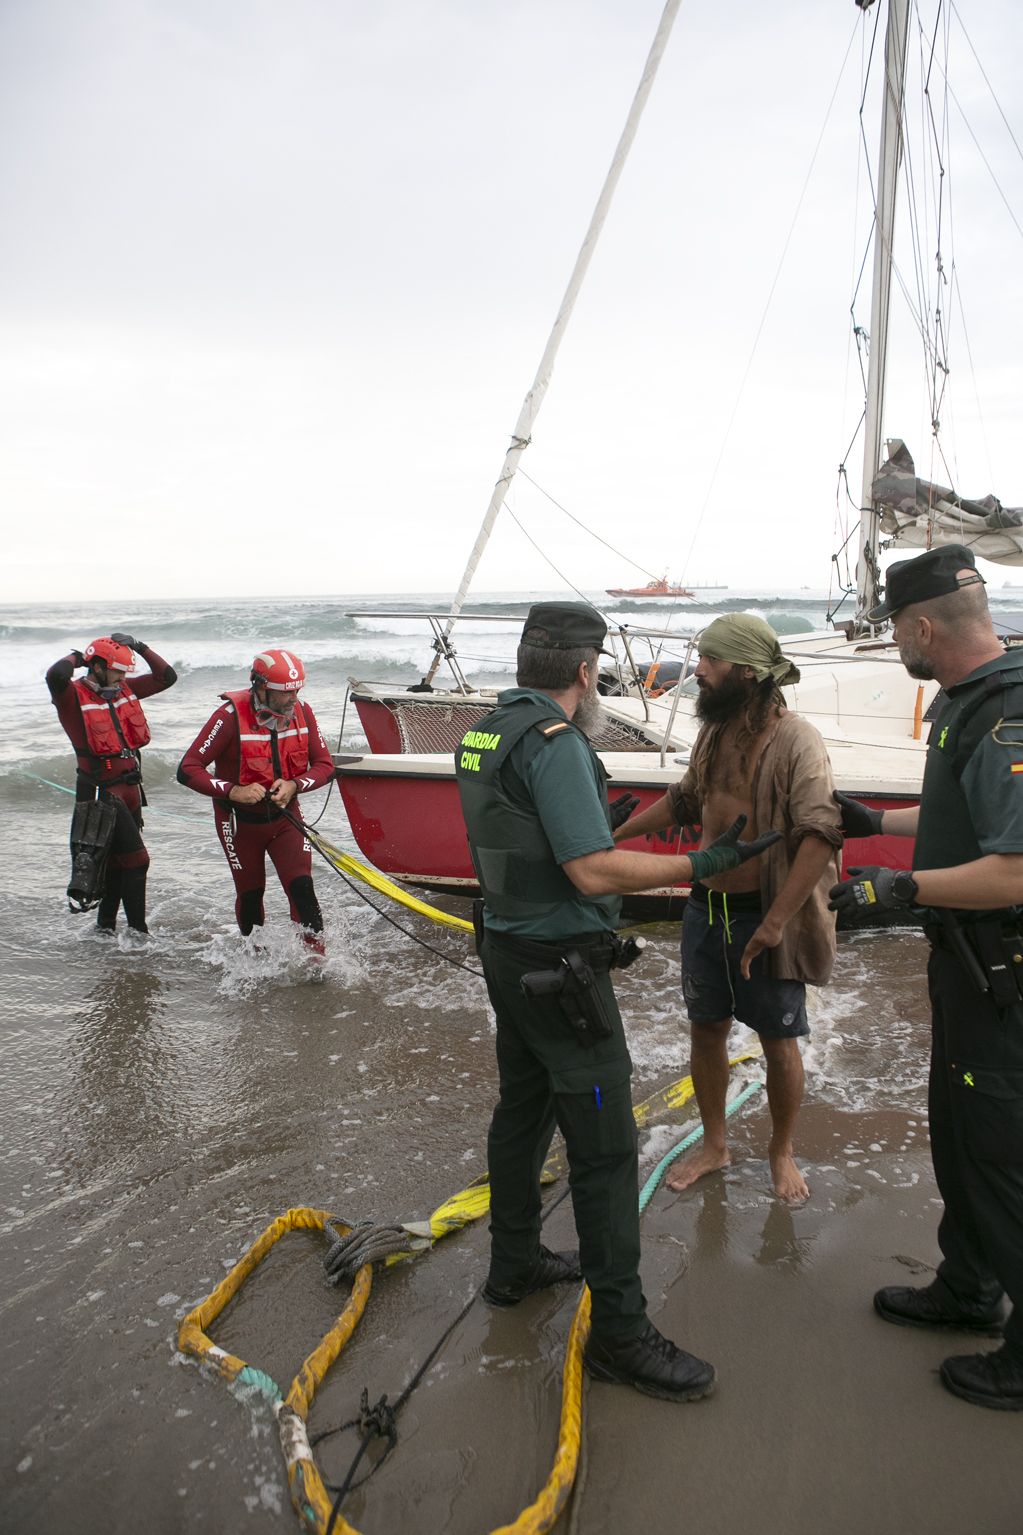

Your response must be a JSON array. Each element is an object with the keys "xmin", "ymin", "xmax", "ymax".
[{"xmin": 0, "ymin": 590, "xmax": 955, "ymax": 1531}]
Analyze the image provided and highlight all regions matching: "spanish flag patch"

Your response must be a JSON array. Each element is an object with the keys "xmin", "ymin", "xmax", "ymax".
[{"xmin": 1012, "ymin": 763, "xmax": 1023, "ymax": 775}]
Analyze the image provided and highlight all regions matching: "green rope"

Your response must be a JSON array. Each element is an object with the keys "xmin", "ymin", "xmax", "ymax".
[
  {"xmin": 235, "ymin": 1364, "xmax": 283, "ymax": 1404},
  {"xmin": 638, "ymin": 1077, "xmax": 764, "ymax": 1213},
  {"xmin": 21, "ymin": 770, "xmax": 208, "ymax": 825}
]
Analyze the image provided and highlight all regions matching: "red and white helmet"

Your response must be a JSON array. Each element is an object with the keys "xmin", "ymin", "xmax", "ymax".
[
  {"xmin": 251, "ymin": 649, "xmax": 305, "ymax": 693},
  {"xmin": 84, "ymin": 637, "xmax": 133, "ymax": 671}
]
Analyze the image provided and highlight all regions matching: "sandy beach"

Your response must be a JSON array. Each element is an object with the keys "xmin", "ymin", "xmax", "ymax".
[
  {"xmin": 2, "ymin": 859, "xmax": 1018, "ymax": 1533},
  {"xmin": 1, "ymin": 600, "xmax": 1018, "ymax": 1534}
]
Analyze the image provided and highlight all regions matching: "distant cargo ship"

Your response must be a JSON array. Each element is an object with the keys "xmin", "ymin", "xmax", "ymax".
[{"xmin": 606, "ymin": 576, "xmax": 695, "ymax": 599}]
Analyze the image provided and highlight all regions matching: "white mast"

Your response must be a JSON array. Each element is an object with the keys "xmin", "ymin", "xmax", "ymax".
[
  {"xmin": 856, "ymin": 0, "xmax": 910, "ymax": 624},
  {"xmin": 422, "ymin": 0, "xmax": 686, "ymax": 686}
]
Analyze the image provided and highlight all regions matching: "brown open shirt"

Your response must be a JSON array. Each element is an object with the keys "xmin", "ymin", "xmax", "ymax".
[{"xmin": 668, "ymin": 711, "xmax": 842, "ymax": 985}]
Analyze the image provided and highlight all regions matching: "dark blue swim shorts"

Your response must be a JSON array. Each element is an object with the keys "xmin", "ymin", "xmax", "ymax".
[{"xmin": 680, "ymin": 885, "xmax": 809, "ymax": 1040}]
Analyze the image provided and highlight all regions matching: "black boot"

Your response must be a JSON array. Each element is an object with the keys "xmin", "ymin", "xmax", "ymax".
[
  {"xmin": 95, "ymin": 868, "xmax": 122, "ymax": 931},
  {"xmin": 483, "ymin": 1246, "xmax": 582, "ymax": 1306},
  {"xmin": 584, "ymin": 1320, "xmax": 715, "ymax": 1402},
  {"xmin": 119, "ymin": 866, "xmax": 149, "ymax": 934},
  {"xmin": 874, "ymin": 1280, "xmax": 1004, "ymax": 1335},
  {"xmin": 940, "ymin": 1343, "xmax": 1023, "ymax": 1411}
]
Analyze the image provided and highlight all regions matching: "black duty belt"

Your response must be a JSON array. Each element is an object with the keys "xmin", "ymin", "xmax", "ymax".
[
  {"xmin": 924, "ymin": 912, "xmax": 1023, "ymax": 949},
  {"xmin": 483, "ymin": 928, "xmax": 618, "ymax": 973},
  {"xmin": 924, "ymin": 911, "xmax": 1023, "ymax": 1005}
]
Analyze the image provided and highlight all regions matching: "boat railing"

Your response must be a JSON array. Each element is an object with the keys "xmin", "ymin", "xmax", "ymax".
[{"xmin": 343, "ymin": 609, "xmax": 701, "ymax": 702}]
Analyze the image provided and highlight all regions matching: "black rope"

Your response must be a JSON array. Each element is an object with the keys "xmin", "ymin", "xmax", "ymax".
[
  {"xmin": 316, "ymin": 1183, "xmax": 575, "ymax": 1535},
  {"xmin": 279, "ymin": 806, "xmax": 484, "ymax": 978},
  {"xmin": 304, "ymin": 687, "xmax": 351, "ymax": 830}
]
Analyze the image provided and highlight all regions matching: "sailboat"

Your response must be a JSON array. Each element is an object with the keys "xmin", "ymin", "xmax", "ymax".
[{"xmin": 336, "ymin": 0, "xmax": 1020, "ymax": 913}]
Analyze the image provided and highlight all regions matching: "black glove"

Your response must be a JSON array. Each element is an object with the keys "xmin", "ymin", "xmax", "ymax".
[
  {"xmin": 832, "ymin": 790, "xmax": 883, "ymax": 839},
  {"xmin": 828, "ymin": 866, "xmax": 918, "ymax": 915},
  {"xmin": 609, "ymin": 792, "xmax": 640, "ymax": 831},
  {"xmin": 687, "ymin": 814, "xmax": 783, "ymax": 882},
  {"xmin": 110, "ymin": 631, "xmax": 141, "ymax": 650}
]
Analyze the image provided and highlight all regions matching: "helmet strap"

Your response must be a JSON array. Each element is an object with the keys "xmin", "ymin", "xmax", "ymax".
[{"xmin": 251, "ymin": 684, "xmax": 293, "ymax": 729}]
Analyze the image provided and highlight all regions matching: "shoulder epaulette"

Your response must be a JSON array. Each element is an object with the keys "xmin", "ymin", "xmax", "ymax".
[{"xmin": 536, "ymin": 719, "xmax": 573, "ymax": 738}]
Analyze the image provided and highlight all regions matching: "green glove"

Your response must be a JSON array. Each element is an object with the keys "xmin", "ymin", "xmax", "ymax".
[{"xmin": 687, "ymin": 815, "xmax": 783, "ymax": 882}]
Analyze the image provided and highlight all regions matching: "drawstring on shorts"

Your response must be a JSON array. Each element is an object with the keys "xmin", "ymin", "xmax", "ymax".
[
  {"xmin": 706, "ymin": 889, "xmax": 737, "ymax": 1009},
  {"xmin": 705, "ymin": 888, "xmax": 734, "ymax": 946}
]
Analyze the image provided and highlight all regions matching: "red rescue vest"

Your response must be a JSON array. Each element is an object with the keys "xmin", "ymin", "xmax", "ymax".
[
  {"xmin": 72, "ymin": 678, "xmax": 151, "ymax": 760},
  {"xmin": 221, "ymin": 689, "xmax": 311, "ymax": 788}
]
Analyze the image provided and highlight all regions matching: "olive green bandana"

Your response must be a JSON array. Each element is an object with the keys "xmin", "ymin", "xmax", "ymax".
[{"xmin": 697, "ymin": 614, "xmax": 800, "ymax": 687}]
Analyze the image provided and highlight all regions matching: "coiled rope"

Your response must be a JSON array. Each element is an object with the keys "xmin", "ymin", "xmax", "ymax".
[{"xmin": 178, "ymin": 1054, "xmax": 763, "ymax": 1534}]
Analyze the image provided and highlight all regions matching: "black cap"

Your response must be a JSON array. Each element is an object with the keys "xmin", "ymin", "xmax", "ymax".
[
  {"xmin": 867, "ymin": 543, "xmax": 985, "ymax": 623},
  {"xmin": 520, "ymin": 602, "xmax": 611, "ymax": 654}
]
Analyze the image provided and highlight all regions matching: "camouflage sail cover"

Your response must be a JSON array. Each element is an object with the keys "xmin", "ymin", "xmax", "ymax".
[{"xmin": 873, "ymin": 440, "xmax": 1023, "ymax": 565}]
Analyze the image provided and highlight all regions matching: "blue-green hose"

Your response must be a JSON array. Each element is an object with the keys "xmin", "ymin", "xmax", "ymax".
[{"xmin": 638, "ymin": 1078, "xmax": 764, "ymax": 1213}]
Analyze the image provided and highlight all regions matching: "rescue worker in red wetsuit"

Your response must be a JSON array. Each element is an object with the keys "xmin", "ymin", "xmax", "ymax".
[
  {"xmin": 46, "ymin": 633, "xmax": 178, "ymax": 932},
  {"xmin": 176, "ymin": 649, "xmax": 335, "ymax": 949}
]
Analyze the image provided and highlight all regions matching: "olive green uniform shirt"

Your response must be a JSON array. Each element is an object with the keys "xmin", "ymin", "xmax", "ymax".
[{"xmin": 484, "ymin": 688, "xmax": 620, "ymax": 939}]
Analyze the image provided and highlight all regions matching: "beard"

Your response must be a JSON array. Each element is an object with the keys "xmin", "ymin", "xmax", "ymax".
[
  {"xmin": 695, "ymin": 670, "xmax": 757, "ymax": 724},
  {"xmin": 573, "ymin": 673, "xmax": 603, "ymax": 736},
  {"xmin": 898, "ymin": 637, "xmax": 935, "ymax": 681}
]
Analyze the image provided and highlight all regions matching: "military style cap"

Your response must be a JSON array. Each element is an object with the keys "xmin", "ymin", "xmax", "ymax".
[
  {"xmin": 520, "ymin": 602, "xmax": 612, "ymax": 654},
  {"xmin": 868, "ymin": 543, "xmax": 985, "ymax": 623}
]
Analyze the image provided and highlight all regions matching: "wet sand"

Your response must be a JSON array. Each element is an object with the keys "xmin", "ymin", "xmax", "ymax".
[{"xmin": 1, "ymin": 791, "xmax": 1017, "ymax": 1534}]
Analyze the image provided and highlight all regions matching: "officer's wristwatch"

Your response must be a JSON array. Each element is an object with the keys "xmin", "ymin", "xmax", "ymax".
[{"xmin": 890, "ymin": 870, "xmax": 919, "ymax": 906}]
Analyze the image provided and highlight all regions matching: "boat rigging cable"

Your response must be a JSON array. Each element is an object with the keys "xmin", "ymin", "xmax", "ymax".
[
  {"xmin": 500, "ymin": 491, "xmax": 701, "ymax": 674},
  {"xmin": 179, "ymin": 1059, "xmax": 764, "ymax": 1535},
  {"xmin": 422, "ymin": 0, "xmax": 688, "ymax": 688},
  {"xmin": 516, "ymin": 467, "xmax": 664, "ymax": 586}
]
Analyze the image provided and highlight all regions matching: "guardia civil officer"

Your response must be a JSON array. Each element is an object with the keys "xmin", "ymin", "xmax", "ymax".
[
  {"xmin": 455, "ymin": 602, "xmax": 780, "ymax": 1402},
  {"xmin": 830, "ymin": 545, "xmax": 1023, "ymax": 1411}
]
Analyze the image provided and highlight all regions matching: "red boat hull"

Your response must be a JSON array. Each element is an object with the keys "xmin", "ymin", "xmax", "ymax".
[
  {"xmin": 353, "ymin": 696, "xmax": 404, "ymax": 753},
  {"xmin": 336, "ymin": 764, "xmax": 917, "ymax": 919}
]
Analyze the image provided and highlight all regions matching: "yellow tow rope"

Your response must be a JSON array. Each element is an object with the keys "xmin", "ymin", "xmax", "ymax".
[
  {"xmin": 305, "ymin": 824, "xmax": 474, "ymax": 932},
  {"xmin": 179, "ymin": 1050, "xmax": 762, "ymax": 1533}
]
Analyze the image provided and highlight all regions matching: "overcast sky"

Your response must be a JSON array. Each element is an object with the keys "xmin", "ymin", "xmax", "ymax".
[{"xmin": 2, "ymin": 0, "xmax": 1020, "ymax": 603}]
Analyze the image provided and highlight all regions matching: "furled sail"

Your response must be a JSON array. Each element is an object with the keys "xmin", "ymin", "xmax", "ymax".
[{"xmin": 874, "ymin": 440, "xmax": 1023, "ymax": 566}]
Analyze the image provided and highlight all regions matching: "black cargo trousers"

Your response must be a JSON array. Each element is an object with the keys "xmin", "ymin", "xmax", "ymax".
[
  {"xmin": 927, "ymin": 936, "xmax": 1023, "ymax": 1349},
  {"xmin": 480, "ymin": 929, "xmax": 647, "ymax": 1341}
]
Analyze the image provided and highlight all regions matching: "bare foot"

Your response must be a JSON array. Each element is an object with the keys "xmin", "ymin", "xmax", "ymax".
[
  {"xmin": 665, "ymin": 1144, "xmax": 730, "ymax": 1192},
  {"xmin": 770, "ymin": 1150, "xmax": 809, "ymax": 1205}
]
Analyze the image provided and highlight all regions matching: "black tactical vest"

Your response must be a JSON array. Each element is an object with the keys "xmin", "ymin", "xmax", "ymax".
[
  {"xmin": 454, "ymin": 694, "xmax": 615, "ymax": 925},
  {"xmin": 915, "ymin": 660, "xmax": 1023, "ymax": 877}
]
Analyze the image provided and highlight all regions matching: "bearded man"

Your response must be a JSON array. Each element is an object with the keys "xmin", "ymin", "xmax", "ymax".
[{"xmin": 615, "ymin": 615, "xmax": 842, "ymax": 1203}]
